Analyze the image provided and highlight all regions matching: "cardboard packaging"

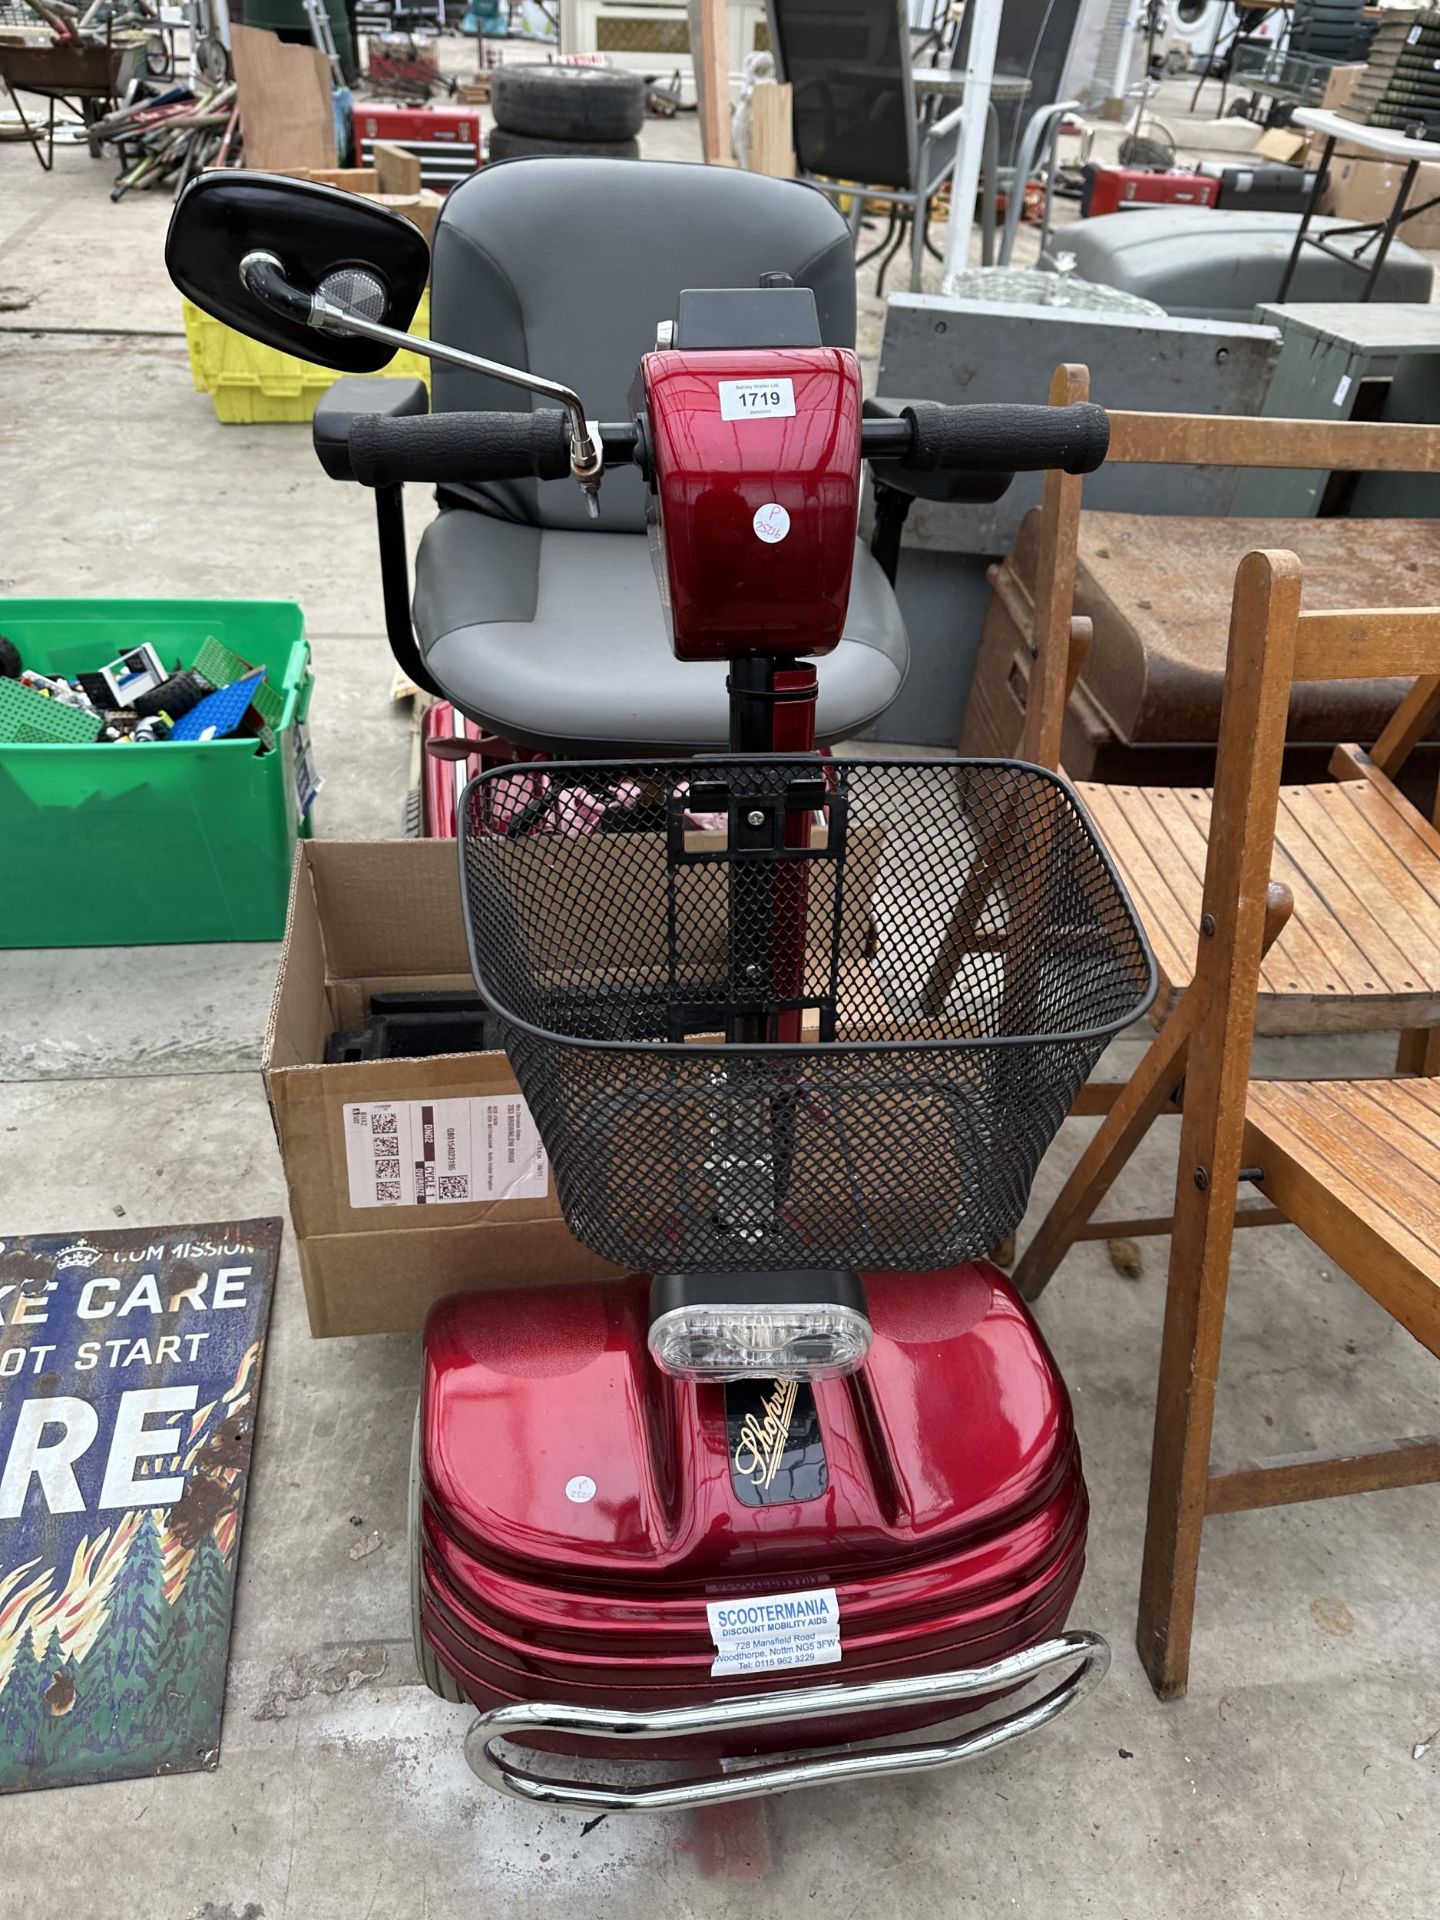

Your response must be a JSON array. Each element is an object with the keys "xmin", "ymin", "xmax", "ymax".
[
  {"xmin": 1310, "ymin": 64, "xmax": 1440, "ymax": 245},
  {"xmin": 268, "ymin": 816, "xmax": 886, "ymax": 1337},
  {"xmin": 1254, "ymin": 128, "xmax": 1310, "ymax": 166},
  {"xmin": 1320, "ymin": 63, "xmax": 1367, "ymax": 115},
  {"xmin": 1321, "ymin": 147, "xmax": 1440, "ymax": 249},
  {"xmin": 264, "ymin": 840, "xmax": 623, "ymax": 1339}
]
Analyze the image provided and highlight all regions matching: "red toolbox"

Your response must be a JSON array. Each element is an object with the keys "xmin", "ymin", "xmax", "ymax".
[
  {"xmin": 355, "ymin": 103, "xmax": 480, "ymax": 191},
  {"xmin": 1079, "ymin": 164, "xmax": 1220, "ymax": 218}
]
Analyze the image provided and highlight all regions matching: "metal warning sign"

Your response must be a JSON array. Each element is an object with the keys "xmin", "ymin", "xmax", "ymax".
[{"xmin": 0, "ymin": 1218, "xmax": 281, "ymax": 1794}]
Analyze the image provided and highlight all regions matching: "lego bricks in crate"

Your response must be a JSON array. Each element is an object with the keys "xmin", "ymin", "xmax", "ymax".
[{"xmin": 0, "ymin": 601, "xmax": 318, "ymax": 946}]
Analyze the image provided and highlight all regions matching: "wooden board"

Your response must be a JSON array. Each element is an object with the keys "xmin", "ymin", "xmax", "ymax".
[
  {"xmin": 1245, "ymin": 1075, "xmax": 1440, "ymax": 1355},
  {"xmin": 1106, "ymin": 409, "xmax": 1440, "ymax": 473},
  {"xmin": 1206, "ymin": 1434, "xmax": 1440, "ymax": 1513},
  {"xmin": 695, "ymin": 0, "xmax": 734, "ymax": 165},
  {"xmin": 748, "ymin": 83, "xmax": 795, "ymax": 179},
  {"xmin": 1136, "ymin": 549, "xmax": 1303, "ymax": 1701},
  {"xmin": 373, "ymin": 139, "xmax": 422, "ymax": 196},
  {"xmin": 230, "ymin": 24, "xmax": 336, "ymax": 172}
]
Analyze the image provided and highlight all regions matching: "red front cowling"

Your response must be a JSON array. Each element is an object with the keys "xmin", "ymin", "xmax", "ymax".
[
  {"xmin": 642, "ymin": 347, "xmax": 863, "ymax": 662},
  {"xmin": 415, "ymin": 1265, "xmax": 1088, "ymax": 1755}
]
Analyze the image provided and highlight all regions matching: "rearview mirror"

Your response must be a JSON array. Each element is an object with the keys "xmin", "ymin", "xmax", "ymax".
[{"xmin": 165, "ymin": 172, "xmax": 430, "ymax": 373}]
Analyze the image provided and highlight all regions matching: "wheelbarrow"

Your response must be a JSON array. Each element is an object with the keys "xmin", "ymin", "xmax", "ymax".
[{"xmin": 0, "ymin": 31, "xmax": 145, "ymax": 168}]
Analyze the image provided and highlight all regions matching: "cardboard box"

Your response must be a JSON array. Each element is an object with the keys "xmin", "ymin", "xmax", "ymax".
[
  {"xmin": 267, "ymin": 817, "xmax": 889, "ymax": 1336},
  {"xmin": 1255, "ymin": 128, "xmax": 1310, "ymax": 165},
  {"xmin": 1321, "ymin": 146, "xmax": 1440, "ymax": 249},
  {"xmin": 264, "ymin": 839, "xmax": 623, "ymax": 1338},
  {"xmin": 1320, "ymin": 63, "xmax": 1367, "ymax": 114}
]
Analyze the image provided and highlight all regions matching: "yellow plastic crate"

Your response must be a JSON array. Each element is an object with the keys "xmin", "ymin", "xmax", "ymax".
[{"xmin": 182, "ymin": 290, "xmax": 432, "ymax": 424}]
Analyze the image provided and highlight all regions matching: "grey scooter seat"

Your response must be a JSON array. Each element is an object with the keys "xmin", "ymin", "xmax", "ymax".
[
  {"xmin": 413, "ymin": 157, "xmax": 908, "ymax": 748},
  {"xmin": 415, "ymin": 511, "xmax": 906, "ymax": 754},
  {"xmin": 1065, "ymin": 207, "xmax": 1433, "ymax": 322}
]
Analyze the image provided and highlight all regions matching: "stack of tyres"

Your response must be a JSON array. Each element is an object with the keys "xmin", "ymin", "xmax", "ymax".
[
  {"xmin": 487, "ymin": 63, "xmax": 645, "ymax": 161},
  {"xmin": 413, "ymin": 1265, "xmax": 1091, "ymax": 1761},
  {"xmin": 1288, "ymin": 0, "xmax": 1369, "ymax": 62}
]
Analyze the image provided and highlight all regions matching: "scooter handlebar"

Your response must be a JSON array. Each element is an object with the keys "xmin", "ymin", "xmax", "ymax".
[
  {"xmin": 882, "ymin": 401, "xmax": 1110, "ymax": 476},
  {"xmin": 339, "ymin": 400, "xmax": 1110, "ymax": 490},
  {"xmin": 346, "ymin": 408, "xmax": 573, "ymax": 487}
]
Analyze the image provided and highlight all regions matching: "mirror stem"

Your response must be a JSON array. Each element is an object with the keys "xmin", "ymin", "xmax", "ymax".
[
  {"xmin": 311, "ymin": 299, "xmax": 604, "ymax": 504},
  {"xmin": 237, "ymin": 251, "xmax": 603, "ymax": 508}
]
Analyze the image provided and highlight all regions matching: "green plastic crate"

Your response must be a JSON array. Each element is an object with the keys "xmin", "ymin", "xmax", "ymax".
[{"xmin": 0, "ymin": 599, "xmax": 313, "ymax": 947}]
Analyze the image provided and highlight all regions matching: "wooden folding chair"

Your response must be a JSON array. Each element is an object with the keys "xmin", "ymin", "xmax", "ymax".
[
  {"xmin": 1114, "ymin": 549, "xmax": 1440, "ymax": 1698},
  {"xmin": 1006, "ymin": 370, "xmax": 1440, "ymax": 1302}
]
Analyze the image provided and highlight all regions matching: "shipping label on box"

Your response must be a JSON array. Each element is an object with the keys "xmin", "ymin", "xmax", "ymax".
[{"xmin": 343, "ymin": 1094, "xmax": 548, "ymax": 1209}]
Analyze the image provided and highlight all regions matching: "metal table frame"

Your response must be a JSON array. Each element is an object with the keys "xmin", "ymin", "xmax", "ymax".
[
  {"xmin": 1278, "ymin": 106, "xmax": 1440, "ymax": 302},
  {"xmin": 911, "ymin": 69, "xmax": 1059, "ymax": 269}
]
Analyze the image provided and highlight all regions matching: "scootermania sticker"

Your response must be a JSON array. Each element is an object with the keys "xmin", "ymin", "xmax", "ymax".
[
  {"xmin": 0, "ymin": 1218, "xmax": 280, "ymax": 1794},
  {"xmin": 707, "ymin": 1588, "xmax": 842, "ymax": 1679}
]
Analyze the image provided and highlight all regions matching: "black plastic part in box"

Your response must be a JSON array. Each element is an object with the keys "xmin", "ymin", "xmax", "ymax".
[{"xmin": 325, "ymin": 988, "xmax": 504, "ymax": 1064}]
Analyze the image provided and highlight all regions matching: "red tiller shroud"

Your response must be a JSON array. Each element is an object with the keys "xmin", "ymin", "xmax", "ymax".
[
  {"xmin": 417, "ymin": 1265, "xmax": 1090, "ymax": 1750},
  {"xmin": 642, "ymin": 346, "xmax": 863, "ymax": 662}
]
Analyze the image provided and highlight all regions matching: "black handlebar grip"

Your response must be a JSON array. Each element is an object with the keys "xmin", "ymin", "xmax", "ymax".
[
  {"xmin": 900, "ymin": 401, "xmax": 1110, "ymax": 476},
  {"xmin": 347, "ymin": 409, "xmax": 573, "ymax": 488}
]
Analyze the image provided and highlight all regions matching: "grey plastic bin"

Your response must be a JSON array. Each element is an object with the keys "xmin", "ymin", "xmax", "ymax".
[{"xmin": 1065, "ymin": 208, "xmax": 1433, "ymax": 322}]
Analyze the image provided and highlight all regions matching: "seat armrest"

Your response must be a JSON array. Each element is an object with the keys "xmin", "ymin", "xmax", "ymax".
[
  {"xmin": 313, "ymin": 376, "xmax": 429, "ymax": 481},
  {"xmin": 923, "ymin": 101, "xmax": 965, "ymax": 146}
]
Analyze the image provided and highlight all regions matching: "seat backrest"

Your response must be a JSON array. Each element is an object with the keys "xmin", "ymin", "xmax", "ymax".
[
  {"xmin": 769, "ymin": 0, "xmax": 917, "ymax": 191},
  {"xmin": 429, "ymin": 157, "xmax": 858, "ymax": 533},
  {"xmin": 1019, "ymin": 366, "xmax": 1440, "ymax": 774}
]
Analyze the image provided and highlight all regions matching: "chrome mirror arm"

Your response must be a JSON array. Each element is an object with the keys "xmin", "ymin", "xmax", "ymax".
[{"xmin": 238, "ymin": 251, "xmax": 603, "ymax": 510}]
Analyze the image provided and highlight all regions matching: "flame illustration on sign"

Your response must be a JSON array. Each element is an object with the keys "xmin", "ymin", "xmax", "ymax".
[{"xmin": 0, "ymin": 1337, "xmax": 264, "ymax": 1791}]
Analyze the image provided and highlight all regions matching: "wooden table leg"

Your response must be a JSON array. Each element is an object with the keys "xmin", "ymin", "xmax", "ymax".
[{"xmin": 1014, "ymin": 887, "xmax": 1291, "ymax": 1305}]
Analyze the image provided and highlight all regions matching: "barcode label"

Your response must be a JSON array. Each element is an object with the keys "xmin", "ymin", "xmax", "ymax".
[
  {"xmin": 342, "ymin": 1096, "xmax": 548, "ymax": 1209},
  {"xmin": 719, "ymin": 378, "xmax": 796, "ymax": 421}
]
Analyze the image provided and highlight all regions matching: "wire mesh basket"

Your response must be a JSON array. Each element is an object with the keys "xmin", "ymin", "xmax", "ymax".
[{"xmin": 460, "ymin": 757, "xmax": 1155, "ymax": 1273}]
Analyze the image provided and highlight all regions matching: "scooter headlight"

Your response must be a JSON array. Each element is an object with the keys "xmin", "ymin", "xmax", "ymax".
[{"xmin": 647, "ymin": 1271, "xmax": 872, "ymax": 1383}]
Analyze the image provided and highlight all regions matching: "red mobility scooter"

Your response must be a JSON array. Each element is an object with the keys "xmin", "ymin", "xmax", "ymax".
[{"xmin": 167, "ymin": 163, "xmax": 1154, "ymax": 1814}]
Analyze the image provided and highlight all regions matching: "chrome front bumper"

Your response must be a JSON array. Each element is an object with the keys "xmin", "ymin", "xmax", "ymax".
[{"xmin": 463, "ymin": 1629, "xmax": 1110, "ymax": 1813}]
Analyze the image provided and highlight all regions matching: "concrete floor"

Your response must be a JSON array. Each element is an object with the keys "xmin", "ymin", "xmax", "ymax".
[{"xmin": 2, "ymin": 66, "xmax": 1439, "ymax": 1920}]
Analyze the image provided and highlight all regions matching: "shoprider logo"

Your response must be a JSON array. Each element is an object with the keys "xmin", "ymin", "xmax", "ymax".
[{"xmin": 731, "ymin": 1376, "xmax": 798, "ymax": 1491}]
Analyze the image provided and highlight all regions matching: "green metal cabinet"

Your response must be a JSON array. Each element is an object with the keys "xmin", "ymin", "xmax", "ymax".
[{"xmin": 1233, "ymin": 302, "xmax": 1440, "ymax": 517}]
